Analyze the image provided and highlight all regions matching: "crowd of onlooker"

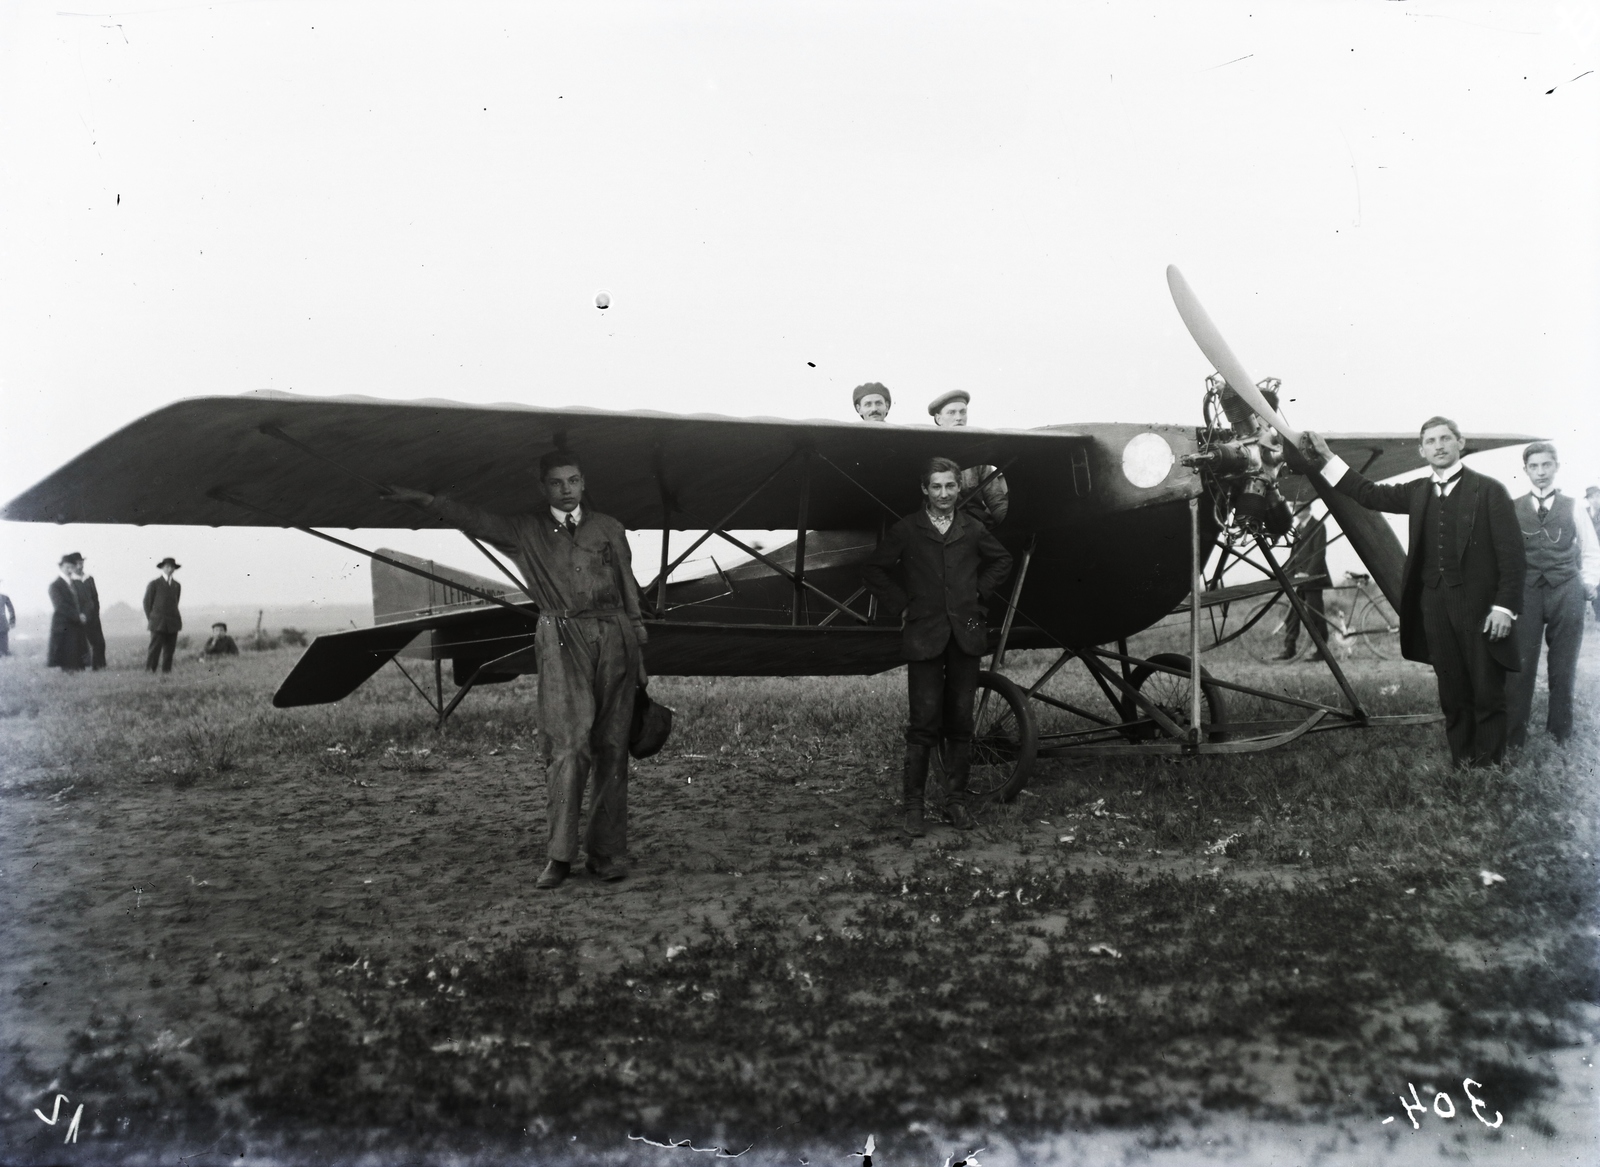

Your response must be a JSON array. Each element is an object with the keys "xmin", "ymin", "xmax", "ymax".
[{"xmin": 0, "ymin": 555, "xmax": 304, "ymax": 672}]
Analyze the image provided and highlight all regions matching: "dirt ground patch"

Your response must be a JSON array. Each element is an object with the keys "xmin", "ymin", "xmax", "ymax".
[{"xmin": 1, "ymin": 633, "xmax": 1597, "ymax": 1164}]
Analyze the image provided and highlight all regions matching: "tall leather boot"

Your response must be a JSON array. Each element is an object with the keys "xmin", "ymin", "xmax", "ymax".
[
  {"xmin": 941, "ymin": 741, "xmax": 977, "ymax": 830},
  {"xmin": 901, "ymin": 744, "xmax": 929, "ymax": 838}
]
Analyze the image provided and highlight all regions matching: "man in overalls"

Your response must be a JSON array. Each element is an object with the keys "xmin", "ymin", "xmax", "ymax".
[{"xmin": 388, "ymin": 452, "xmax": 647, "ymax": 889}]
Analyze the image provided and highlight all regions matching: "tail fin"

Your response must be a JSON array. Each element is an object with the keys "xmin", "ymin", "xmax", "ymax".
[{"xmin": 371, "ymin": 549, "xmax": 519, "ymax": 624}]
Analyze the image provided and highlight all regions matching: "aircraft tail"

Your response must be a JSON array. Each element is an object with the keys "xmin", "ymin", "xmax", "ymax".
[{"xmin": 371, "ymin": 549, "xmax": 520, "ymax": 624}]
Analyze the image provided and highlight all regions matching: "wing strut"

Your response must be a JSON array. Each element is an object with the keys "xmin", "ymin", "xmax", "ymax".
[{"xmin": 208, "ymin": 489, "xmax": 538, "ymax": 625}]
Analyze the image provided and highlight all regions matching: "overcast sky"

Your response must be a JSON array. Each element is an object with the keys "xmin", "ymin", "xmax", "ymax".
[{"xmin": 1, "ymin": 0, "xmax": 1595, "ymax": 615}]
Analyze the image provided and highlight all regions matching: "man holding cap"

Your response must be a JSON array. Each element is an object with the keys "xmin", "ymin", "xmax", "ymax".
[
  {"xmin": 928, "ymin": 390, "xmax": 1009, "ymax": 527},
  {"xmin": 144, "ymin": 557, "xmax": 183, "ymax": 673},
  {"xmin": 47, "ymin": 553, "xmax": 90, "ymax": 671},
  {"xmin": 852, "ymin": 382, "xmax": 892, "ymax": 422}
]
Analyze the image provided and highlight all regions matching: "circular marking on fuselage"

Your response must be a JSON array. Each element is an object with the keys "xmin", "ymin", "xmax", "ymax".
[{"xmin": 1121, "ymin": 431, "xmax": 1174, "ymax": 489}]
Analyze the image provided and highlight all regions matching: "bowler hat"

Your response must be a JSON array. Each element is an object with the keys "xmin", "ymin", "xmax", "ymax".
[
  {"xmin": 852, "ymin": 382, "xmax": 891, "ymax": 408},
  {"xmin": 927, "ymin": 389, "xmax": 970, "ymax": 415},
  {"xmin": 156, "ymin": 557, "xmax": 181, "ymax": 570},
  {"xmin": 629, "ymin": 683, "xmax": 674, "ymax": 759},
  {"xmin": 60, "ymin": 552, "xmax": 84, "ymax": 566}
]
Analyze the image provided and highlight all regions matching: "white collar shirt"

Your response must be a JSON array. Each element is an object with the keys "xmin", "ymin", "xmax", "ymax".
[
  {"xmin": 926, "ymin": 508, "xmax": 954, "ymax": 535},
  {"xmin": 1430, "ymin": 463, "xmax": 1465, "ymax": 495},
  {"xmin": 550, "ymin": 504, "xmax": 583, "ymax": 529}
]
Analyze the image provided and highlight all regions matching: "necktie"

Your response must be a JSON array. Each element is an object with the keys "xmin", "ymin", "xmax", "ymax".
[
  {"xmin": 564, "ymin": 514, "xmax": 578, "ymax": 538},
  {"xmin": 1537, "ymin": 495, "xmax": 1549, "ymax": 520}
]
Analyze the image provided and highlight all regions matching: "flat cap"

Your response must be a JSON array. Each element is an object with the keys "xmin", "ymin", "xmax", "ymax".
[
  {"xmin": 927, "ymin": 389, "xmax": 970, "ymax": 415},
  {"xmin": 852, "ymin": 382, "xmax": 891, "ymax": 408},
  {"xmin": 59, "ymin": 552, "xmax": 84, "ymax": 565}
]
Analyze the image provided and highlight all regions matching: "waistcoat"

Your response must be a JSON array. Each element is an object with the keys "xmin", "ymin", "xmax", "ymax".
[
  {"xmin": 1420, "ymin": 482, "xmax": 1464, "ymax": 588},
  {"xmin": 1517, "ymin": 493, "xmax": 1579, "ymax": 588}
]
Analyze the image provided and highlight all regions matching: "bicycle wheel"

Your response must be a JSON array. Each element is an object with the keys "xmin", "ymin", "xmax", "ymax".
[
  {"xmin": 934, "ymin": 670, "xmax": 1038, "ymax": 804},
  {"xmin": 1349, "ymin": 591, "xmax": 1400, "ymax": 660},
  {"xmin": 1235, "ymin": 594, "xmax": 1293, "ymax": 663}
]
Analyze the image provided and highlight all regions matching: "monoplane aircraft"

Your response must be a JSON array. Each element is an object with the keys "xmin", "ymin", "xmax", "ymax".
[{"xmin": 4, "ymin": 270, "xmax": 1529, "ymax": 799}]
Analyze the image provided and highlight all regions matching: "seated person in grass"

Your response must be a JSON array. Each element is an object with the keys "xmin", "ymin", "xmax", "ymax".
[{"xmin": 202, "ymin": 622, "xmax": 239, "ymax": 657}]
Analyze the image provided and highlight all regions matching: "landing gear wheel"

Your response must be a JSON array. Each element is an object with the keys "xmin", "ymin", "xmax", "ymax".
[
  {"xmin": 933, "ymin": 670, "xmax": 1038, "ymax": 804},
  {"xmin": 1121, "ymin": 653, "xmax": 1230, "ymax": 743}
]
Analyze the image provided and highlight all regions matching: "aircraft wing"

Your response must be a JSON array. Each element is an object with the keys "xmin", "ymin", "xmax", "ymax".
[
  {"xmin": 3, "ymin": 391, "xmax": 1092, "ymax": 532},
  {"xmin": 1277, "ymin": 432, "xmax": 1535, "ymax": 503}
]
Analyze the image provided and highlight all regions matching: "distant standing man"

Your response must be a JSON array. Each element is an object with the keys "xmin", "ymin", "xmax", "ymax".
[
  {"xmin": 387, "ymin": 452, "xmax": 648, "ymax": 890},
  {"xmin": 144, "ymin": 558, "xmax": 183, "ymax": 673},
  {"xmin": 70, "ymin": 556, "xmax": 107, "ymax": 670},
  {"xmin": 862, "ymin": 457, "xmax": 1012, "ymax": 835},
  {"xmin": 1588, "ymin": 486, "xmax": 1600, "ymax": 623},
  {"xmin": 48, "ymin": 554, "xmax": 90, "ymax": 670},
  {"xmin": 1302, "ymin": 420, "xmax": 1524, "ymax": 768},
  {"xmin": 928, "ymin": 389, "xmax": 1009, "ymax": 527},
  {"xmin": 853, "ymin": 382, "xmax": 891, "ymax": 422},
  {"xmin": 1274, "ymin": 507, "xmax": 1329, "ymax": 662},
  {"xmin": 1505, "ymin": 444, "xmax": 1599, "ymax": 748},
  {"xmin": 0, "ymin": 584, "xmax": 14, "ymax": 657}
]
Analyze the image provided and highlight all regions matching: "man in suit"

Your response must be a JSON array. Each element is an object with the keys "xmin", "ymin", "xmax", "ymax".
[
  {"xmin": 68, "ymin": 556, "xmax": 107, "ymax": 670},
  {"xmin": 863, "ymin": 456, "xmax": 1013, "ymax": 835},
  {"xmin": 1588, "ymin": 486, "xmax": 1600, "ymax": 624},
  {"xmin": 852, "ymin": 382, "xmax": 892, "ymax": 422},
  {"xmin": 1273, "ymin": 507, "xmax": 1329, "ymax": 662},
  {"xmin": 47, "ymin": 553, "xmax": 90, "ymax": 670},
  {"xmin": 0, "ymin": 584, "xmax": 14, "ymax": 657},
  {"xmin": 1505, "ymin": 443, "xmax": 1599, "ymax": 748},
  {"xmin": 143, "ymin": 557, "xmax": 183, "ymax": 673},
  {"xmin": 1303, "ymin": 419, "xmax": 1525, "ymax": 767},
  {"xmin": 387, "ymin": 451, "xmax": 648, "ymax": 891}
]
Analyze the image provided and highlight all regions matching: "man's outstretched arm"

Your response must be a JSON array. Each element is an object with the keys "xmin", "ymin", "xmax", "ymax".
[
  {"xmin": 1300, "ymin": 432, "xmax": 1414, "ymax": 514},
  {"xmin": 384, "ymin": 485, "xmax": 521, "ymax": 548}
]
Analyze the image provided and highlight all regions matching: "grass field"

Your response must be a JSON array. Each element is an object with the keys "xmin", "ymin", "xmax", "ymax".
[{"xmin": 0, "ymin": 628, "xmax": 1596, "ymax": 1165}]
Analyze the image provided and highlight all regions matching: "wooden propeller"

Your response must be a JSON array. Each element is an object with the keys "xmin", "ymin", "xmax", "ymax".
[{"xmin": 1166, "ymin": 265, "xmax": 1407, "ymax": 610}]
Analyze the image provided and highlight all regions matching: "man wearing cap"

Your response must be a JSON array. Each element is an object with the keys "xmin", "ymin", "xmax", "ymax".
[
  {"xmin": 863, "ymin": 457, "xmax": 1012, "ymax": 836},
  {"xmin": 852, "ymin": 382, "xmax": 892, "ymax": 423},
  {"xmin": 69, "ymin": 556, "xmax": 107, "ymax": 670},
  {"xmin": 47, "ymin": 554, "xmax": 90, "ymax": 671},
  {"xmin": 928, "ymin": 390, "xmax": 1009, "ymax": 527},
  {"xmin": 1302, "ymin": 419, "xmax": 1524, "ymax": 768},
  {"xmin": 386, "ymin": 451, "xmax": 647, "ymax": 891},
  {"xmin": 1505, "ymin": 443, "xmax": 1599, "ymax": 748},
  {"xmin": 202, "ymin": 622, "xmax": 240, "ymax": 657},
  {"xmin": 143, "ymin": 558, "xmax": 183, "ymax": 673}
]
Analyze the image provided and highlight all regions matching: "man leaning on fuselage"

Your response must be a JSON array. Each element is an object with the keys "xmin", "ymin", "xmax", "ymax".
[{"xmin": 387, "ymin": 453, "xmax": 647, "ymax": 890}]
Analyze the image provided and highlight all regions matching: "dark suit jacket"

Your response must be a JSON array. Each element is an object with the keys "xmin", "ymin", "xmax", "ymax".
[
  {"xmin": 47, "ymin": 576, "xmax": 87, "ymax": 668},
  {"xmin": 73, "ymin": 576, "xmax": 106, "ymax": 667},
  {"xmin": 144, "ymin": 576, "xmax": 183, "ymax": 633},
  {"xmin": 861, "ymin": 509, "xmax": 1013, "ymax": 661},
  {"xmin": 1335, "ymin": 465, "xmax": 1524, "ymax": 670}
]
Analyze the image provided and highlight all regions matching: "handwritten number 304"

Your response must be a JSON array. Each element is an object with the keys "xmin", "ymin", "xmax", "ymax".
[
  {"xmin": 1398, "ymin": 1079, "xmax": 1503, "ymax": 1130},
  {"xmin": 34, "ymin": 1094, "xmax": 84, "ymax": 1144}
]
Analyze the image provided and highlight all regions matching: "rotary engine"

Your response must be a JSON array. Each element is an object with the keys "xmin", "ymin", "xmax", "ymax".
[{"xmin": 1186, "ymin": 372, "xmax": 1294, "ymax": 538}]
